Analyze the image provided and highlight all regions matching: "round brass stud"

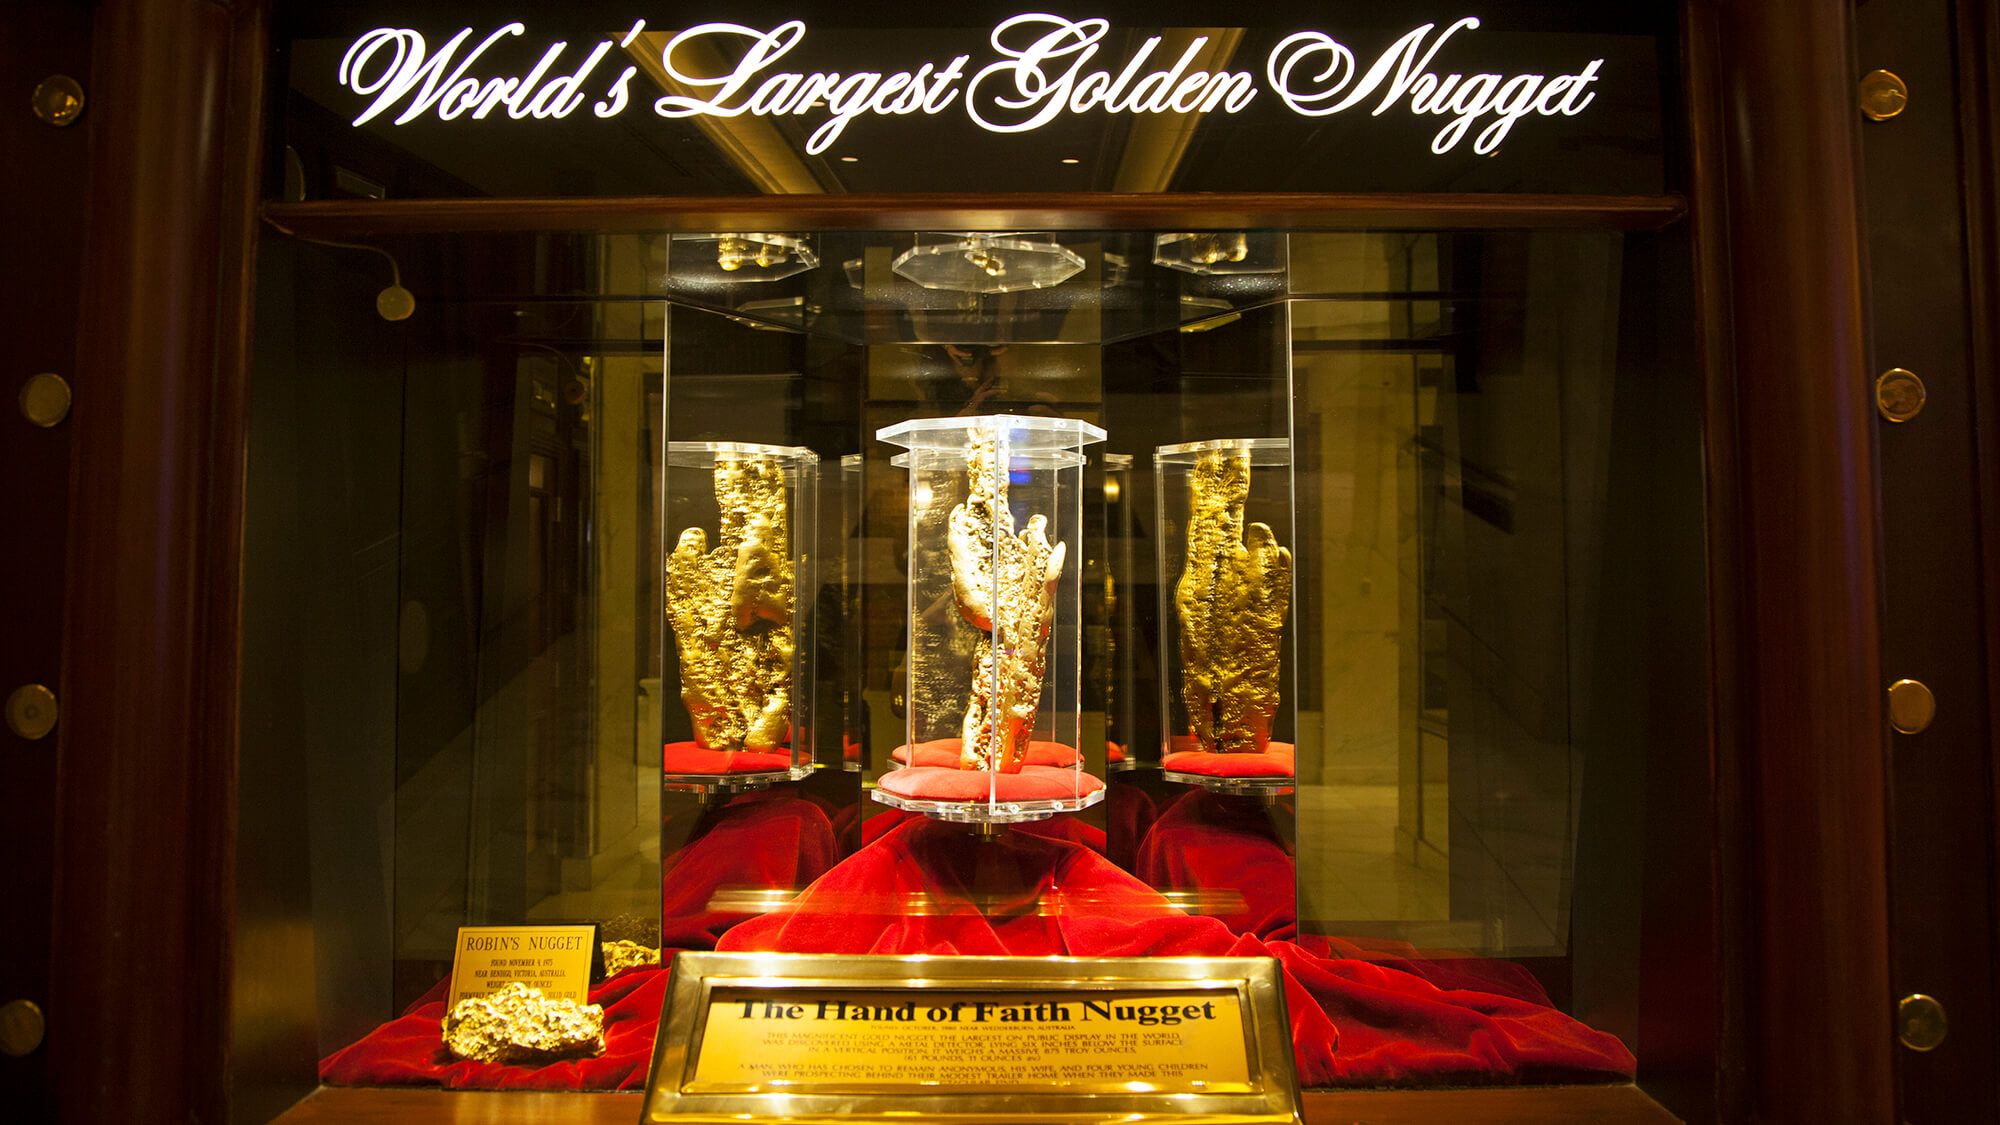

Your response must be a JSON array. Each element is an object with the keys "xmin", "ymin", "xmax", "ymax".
[
  {"xmin": 1897, "ymin": 993, "xmax": 1947, "ymax": 1051},
  {"xmin": 5, "ymin": 684, "xmax": 58, "ymax": 740},
  {"xmin": 18, "ymin": 372, "xmax": 72, "ymax": 427},
  {"xmin": 1860, "ymin": 69, "xmax": 1909, "ymax": 120},
  {"xmin": 31, "ymin": 74, "xmax": 85, "ymax": 127},
  {"xmin": 1887, "ymin": 678, "xmax": 1936, "ymax": 735},
  {"xmin": 1876, "ymin": 368, "xmax": 1926, "ymax": 422},
  {"xmin": 0, "ymin": 999, "xmax": 45, "ymax": 1058},
  {"xmin": 376, "ymin": 285, "xmax": 416, "ymax": 321}
]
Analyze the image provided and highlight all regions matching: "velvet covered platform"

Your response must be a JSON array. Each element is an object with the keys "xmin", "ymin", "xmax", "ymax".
[{"xmin": 323, "ymin": 800, "xmax": 1634, "ymax": 1092}]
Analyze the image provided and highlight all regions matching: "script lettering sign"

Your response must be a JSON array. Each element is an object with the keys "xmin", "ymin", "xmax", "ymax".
[{"xmin": 336, "ymin": 13, "xmax": 1605, "ymax": 158}]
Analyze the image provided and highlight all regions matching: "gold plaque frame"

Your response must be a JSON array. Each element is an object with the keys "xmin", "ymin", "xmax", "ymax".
[{"xmin": 641, "ymin": 952, "xmax": 1303, "ymax": 1125}]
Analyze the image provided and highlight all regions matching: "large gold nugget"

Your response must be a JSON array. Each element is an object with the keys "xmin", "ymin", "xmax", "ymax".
[
  {"xmin": 949, "ymin": 432, "xmax": 1065, "ymax": 773},
  {"xmin": 1176, "ymin": 448, "xmax": 1291, "ymax": 753},
  {"xmin": 442, "ymin": 983, "xmax": 605, "ymax": 1064},
  {"xmin": 665, "ymin": 457, "xmax": 794, "ymax": 751}
]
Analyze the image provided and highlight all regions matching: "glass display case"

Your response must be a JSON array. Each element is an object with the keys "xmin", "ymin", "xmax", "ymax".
[
  {"xmin": 661, "ymin": 440, "xmax": 817, "ymax": 789},
  {"xmin": 874, "ymin": 414, "xmax": 1105, "ymax": 824},
  {"xmin": 242, "ymin": 222, "xmax": 1702, "ymax": 1104}
]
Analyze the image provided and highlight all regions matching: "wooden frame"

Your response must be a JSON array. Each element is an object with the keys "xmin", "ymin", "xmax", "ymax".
[{"xmin": 45, "ymin": 0, "xmax": 1904, "ymax": 1122}]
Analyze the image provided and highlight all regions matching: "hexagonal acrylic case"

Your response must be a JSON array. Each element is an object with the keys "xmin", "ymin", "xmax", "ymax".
[{"xmin": 875, "ymin": 414, "xmax": 1107, "ymax": 822}]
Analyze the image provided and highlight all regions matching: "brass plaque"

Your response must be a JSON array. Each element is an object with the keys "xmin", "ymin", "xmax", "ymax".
[
  {"xmin": 644, "ymin": 953, "xmax": 1301, "ymax": 1125},
  {"xmin": 447, "ymin": 924, "xmax": 599, "ymax": 1008}
]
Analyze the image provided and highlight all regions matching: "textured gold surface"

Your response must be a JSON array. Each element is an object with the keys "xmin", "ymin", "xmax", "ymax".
[
  {"xmin": 601, "ymin": 940, "xmax": 661, "ymax": 975},
  {"xmin": 442, "ymin": 984, "xmax": 605, "ymax": 1064},
  {"xmin": 665, "ymin": 456, "xmax": 794, "ymax": 751},
  {"xmin": 949, "ymin": 432, "xmax": 1065, "ymax": 772},
  {"xmin": 1176, "ymin": 449, "xmax": 1291, "ymax": 753}
]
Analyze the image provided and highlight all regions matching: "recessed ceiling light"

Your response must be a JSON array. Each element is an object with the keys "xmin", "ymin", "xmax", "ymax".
[
  {"xmin": 840, "ymin": 155, "xmax": 859, "ymax": 163},
  {"xmin": 1060, "ymin": 157, "xmax": 1081, "ymax": 164}
]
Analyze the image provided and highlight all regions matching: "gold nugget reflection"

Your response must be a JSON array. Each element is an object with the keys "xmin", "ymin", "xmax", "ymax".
[
  {"xmin": 665, "ymin": 456, "xmax": 793, "ymax": 751},
  {"xmin": 1176, "ymin": 448, "xmax": 1291, "ymax": 753},
  {"xmin": 950, "ymin": 432, "xmax": 1064, "ymax": 773}
]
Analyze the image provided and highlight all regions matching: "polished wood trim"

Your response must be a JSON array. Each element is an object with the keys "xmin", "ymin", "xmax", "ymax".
[
  {"xmin": 263, "ymin": 192, "xmax": 1687, "ymax": 236},
  {"xmin": 1635, "ymin": 6, "xmax": 1738, "ymax": 1123},
  {"xmin": 49, "ymin": 0, "xmax": 267, "ymax": 1122},
  {"xmin": 1698, "ymin": 0, "xmax": 1895, "ymax": 1121},
  {"xmin": 267, "ymin": 1084, "xmax": 1680, "ymax": 1125},
  {"xmin": 1958, "ymin": 0, "xmax": 2000, "ymax": 1014}
]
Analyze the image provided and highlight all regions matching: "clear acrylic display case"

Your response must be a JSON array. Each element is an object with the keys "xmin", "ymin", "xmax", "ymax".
[
  {"xmin": 1153, "ymin": 438, "xmax": 1298, "ymax": 795},
  {"xmin": 661, "ymin": 441, "xmax": 817, "ymax": 789},
  {"xmin": 874, "ymin": 414, "xmax": 1108, "ymax": 823}
]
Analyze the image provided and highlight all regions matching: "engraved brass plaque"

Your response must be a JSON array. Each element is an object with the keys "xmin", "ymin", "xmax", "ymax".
[{"xmin": 643, "ymin": 953, "xmax": 1302, "ymax": 1125}]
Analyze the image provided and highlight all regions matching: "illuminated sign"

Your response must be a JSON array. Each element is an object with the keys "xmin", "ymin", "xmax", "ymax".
[{"xmin": 337, "ymin": 13, "xmax": 1604, "ymax": 157}]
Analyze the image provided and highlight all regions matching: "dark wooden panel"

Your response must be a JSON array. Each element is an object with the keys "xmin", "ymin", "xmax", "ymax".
[
  {"xmin": 265, "ymin": 1084, "xmax": 1680, "ymax": 1124},
  {"xmin": 0, "ymin": 0, "xmax": 93, "ymax": 1118},
  {"xmin": 1856, "ymin": 0, "xmax": 2000, "ymax": 1119},
  {"xmin": 48, "ymin": 0, "xmax": 266, "ymax": 1122},
  {"xmin": 1698, "ymin": 0, "xmax": 1896, "ymax": 1121},
  {"xmin": 264, "ymin": 193, "xmax": 1687, "ymax": 237},
  {"xmin": 1955, "ymin": 4, "xmax": 2000, "ymax": 1111}
]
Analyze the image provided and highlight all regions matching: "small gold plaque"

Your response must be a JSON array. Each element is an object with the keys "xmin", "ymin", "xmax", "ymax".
[
  {"xmin": 1875, "ymin": 368, "xmax": 1926, "ymax": 422},
  {"xmin": 447, "ymin": 924, "xmax": 599, "ymax": 1009},
  {"xmin": 644, "ymin": 953, "xmax": 1302, "ymax": 1125},
  {"xmin": 1860, "ymin": 69, "xmax": 1908, "ymax": 121}
]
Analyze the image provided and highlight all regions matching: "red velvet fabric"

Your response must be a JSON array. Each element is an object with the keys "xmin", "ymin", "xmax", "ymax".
[
  {"xmin": 876, "ymin": 764, "xmax": 1104, "ymax": 802},
  {"xmin": 662, "ymin": 742, "xmax": 793, "ymax": 774},
  {"xmin": 319, "ymin": 963, "xmax": 670, "ymax": 1091},
  {"xmin": 719, "ymin": 818, "xmax": 1634, "ymax": 1087},
  {"xmin": 1161, "ymin": 743, "xmax": 1296, "ymax": 778},
  {"xmin": 660, "ymin": 788, "xmax": 841, "ymax": 949},
  {"xmin": 891, "ymin": 738, "xmax": 1082, "ymax": 768},
  {"xmin": 863, "ymin": 806, "xmax": 1107, "ymax": 853},
  {"xmin": 324, "ymin": 808, "xmax": 1633, "ymax": 1092},
  {"xmin": 1137, "ymin": 789, "xmax": 1298, "ymax": 938}
]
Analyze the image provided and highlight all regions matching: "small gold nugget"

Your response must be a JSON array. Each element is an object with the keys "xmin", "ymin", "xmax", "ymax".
[
  {"xmin": 1176, "ymin": 448, "xmax": 1291, "ymax": 753},
  {"xmin": 600, "ymin": 940, "xmax": 660, "ymax": 975},
  {"xmin": 442, "ymin": 983, "xmax": 605, "ymax": 1064},
  {"xmin": 949, "ymin": 431, "xmax": 1065, "ymax": 773},
  {"xmin": 665, "ymin": 456, "xmax": 794, "ymax": 750}
]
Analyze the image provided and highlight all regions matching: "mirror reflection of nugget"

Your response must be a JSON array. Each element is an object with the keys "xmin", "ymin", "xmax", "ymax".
[
  {"xmin": 665, "ymin": 456, "xmax": 793, "ymax": 751},
  {"xmin": 1176, "ymin": 448, "xmax": 1291, "ymax": 753},
  {"xmin": 950, "ymin": 430, "xmax": 1065, "ymax": 773}
]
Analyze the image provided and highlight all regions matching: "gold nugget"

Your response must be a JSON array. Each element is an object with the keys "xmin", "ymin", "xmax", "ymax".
[
  {"xmin": 665, "ymin": 456, "xmax": 794, "ymax": 751},
  {"xmin": 600, "ymin": 940, "xmax": 660, "ymax": 975},
  {"xmin": 442, "ymin": 983, "xmax": 605, "ymax": 1064},
  {"xmin": 1176, "ymin": 448, "xmax": 1291, "ymax": 753},
  {"xmin": 949, "ymin": 431, "xmax": 1065, "ymax": 773}
]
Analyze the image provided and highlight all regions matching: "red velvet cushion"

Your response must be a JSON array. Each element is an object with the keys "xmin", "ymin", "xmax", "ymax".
[
  {"xmin": 662, "ymin": 742, "xmax": 794, "ymax": 774},
  {"xmin": 1107, "ymin": 742, "xmax": 1127, "ymax": 763},
  {"xmin": 890, "ymin": 738, "xmax": 1081, "ymax": 768},
  {"xmin": 1161, "ymin": 743, "xmax": 1296, "ymax": 778},
  {"xmin": 876, "ymin": 764, "xmax": 1104, "ymax": 802}
]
